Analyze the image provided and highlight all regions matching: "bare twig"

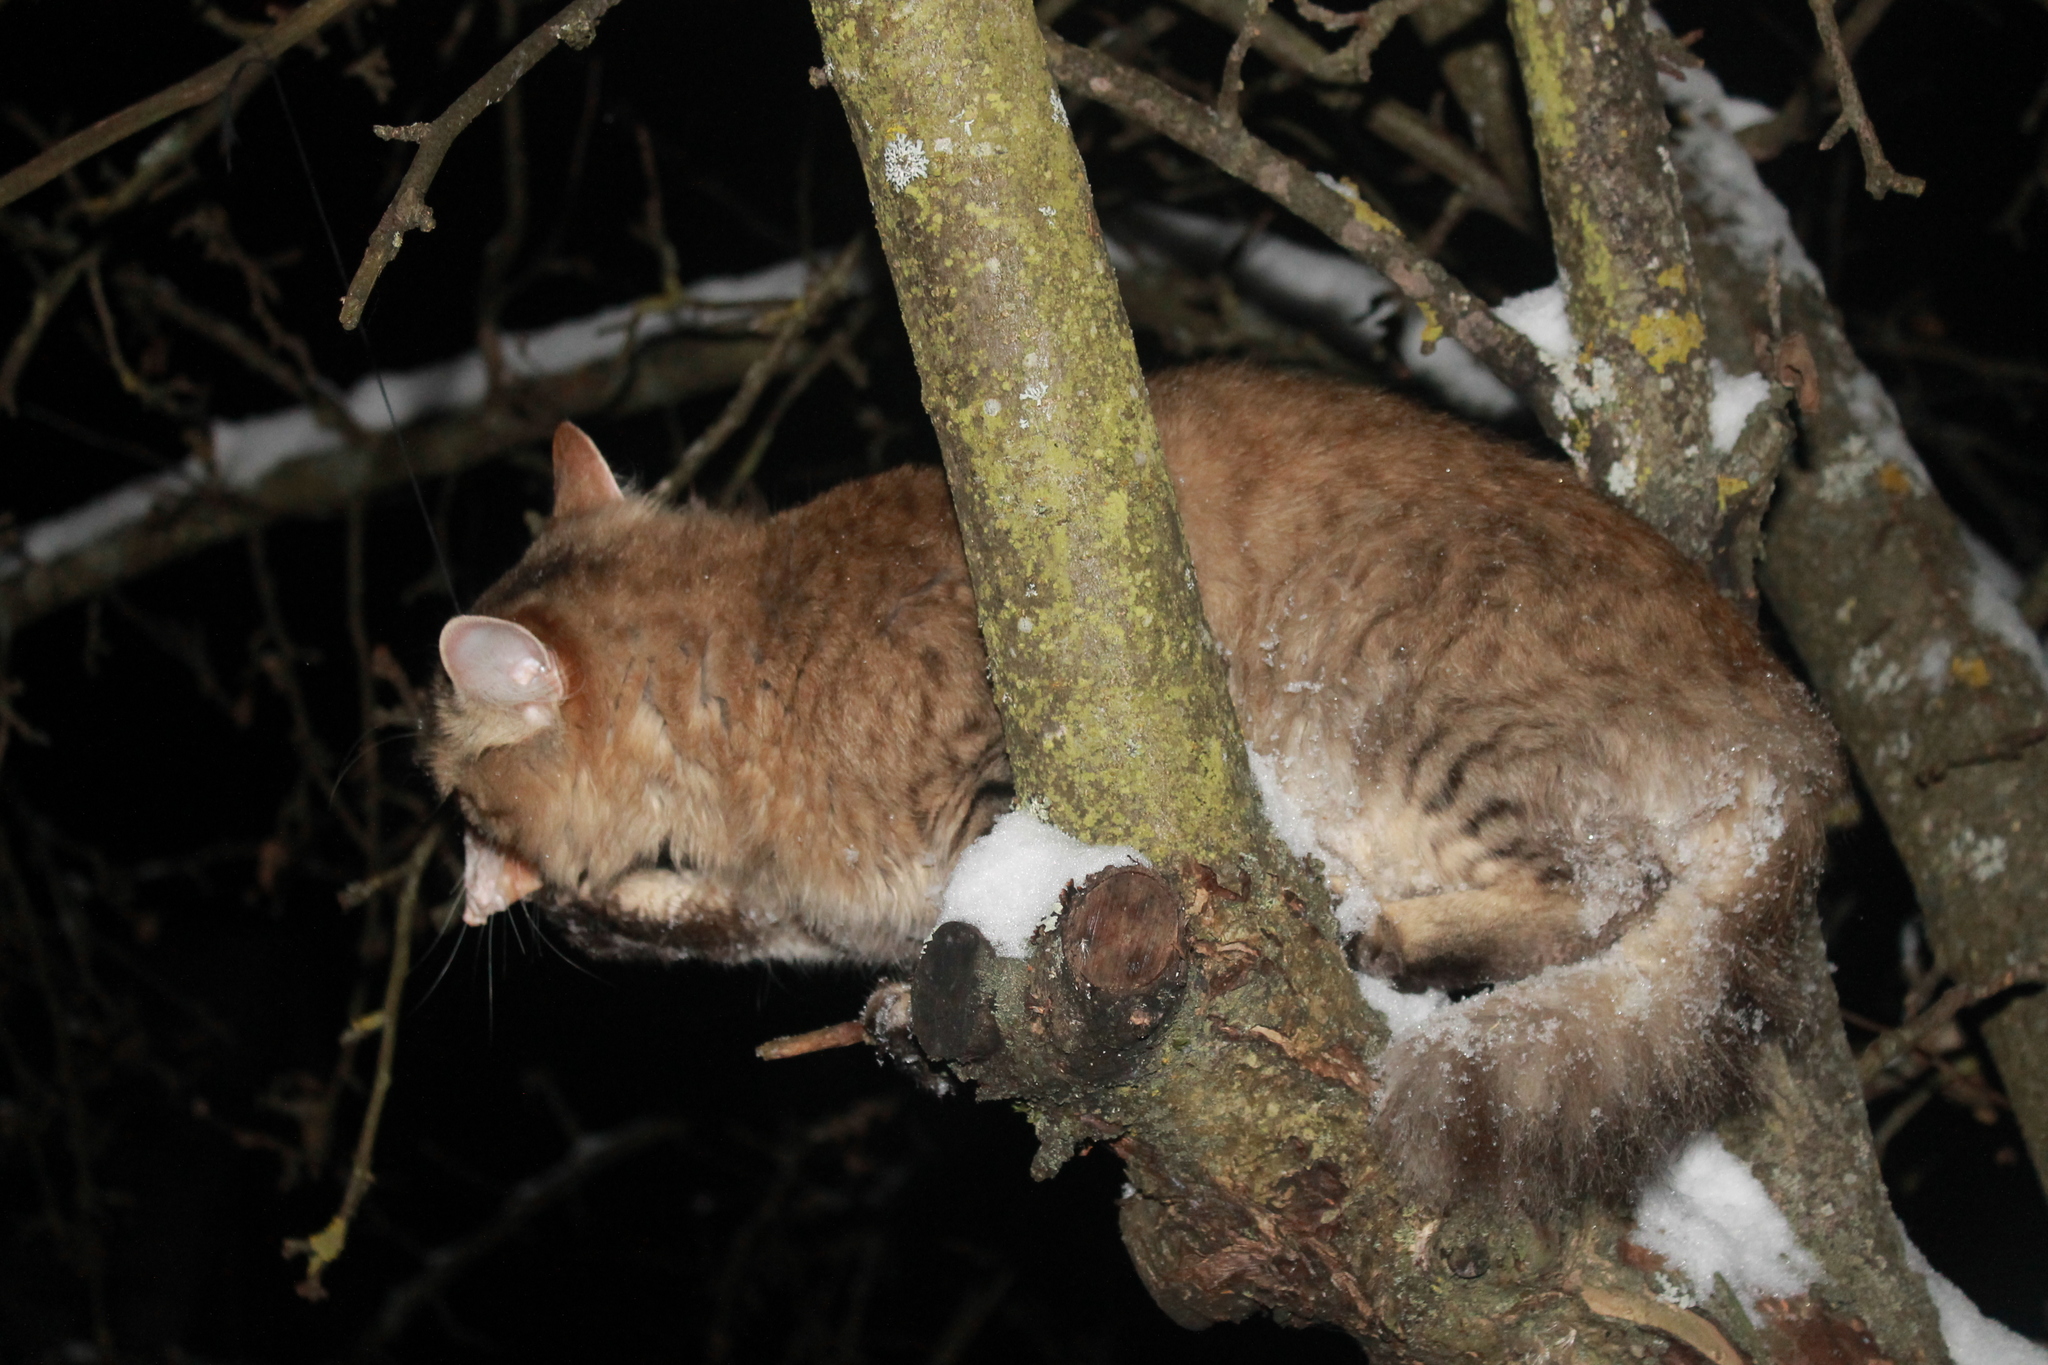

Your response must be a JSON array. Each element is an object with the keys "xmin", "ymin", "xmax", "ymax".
[
  {"xmin": 0, "ymin": 830, "xmax": 112, "ymax": 1345},
  {"xmin": 717, "ymin": 301, "xmax": 873, "ymax": 504},
  {"xmin": 0, "ymin": 246, "xmax": 100, "ymax": 415},
  {"xmin": 359, "ymin": 1116, "xmax": 687, "ymax": 1347},
  {"xmin": 1857, "ymin": 965, "xmax": 2048, "ymax": 1092},
  {"xmin": 1805, "ymin": 0, "xmax": 1924, "ymax": 198},
  {"xmin": 1364, "ymin": 98, "xmax": 1531, "ymax": 231},
  {"xmin": 246, "ymin": 532, "xmax": 356, "ymax": 843},
  {"xmin": 756, "ymin": 1019, "xmax": 867, "ymax": 1060},
  {"xmin": 1293, "ymin": 0, "xmax": 1437, "ymax": 82},
  {"xmin": 1040, "ymin": 32, "xmax": 1566, "ymax": 431},
  {"xmin": 284, "ymin": 827, "xmax": 441, "ymax": 1300},
  {"xmin": 1216, "ymin": 0, "xmax": 1271, "ymax": 127},
  {"xmin": 83, "ymin": 261, "xmax": 202, "ymax": 419},
  {"xmin": 1174, "ymin": 0, "xmax": 1421, "ymax": 83},
  {"xmin": 630, "ymin": 122, "xmax": 685, "ymax": 301},
  {"xmin": 0, "ymin": 0, "xmax": 369, "ymax": 211},
  {"xmin": 650, "ymin": 238, "xmax": 866, "ymax": 501},
  {"xmin": 115, "ymin": 265, "xmax": 343, "ymax": 416},
  {"xmin": 338, "ymin": 0, "xmax": 625, "ymax": 329}
]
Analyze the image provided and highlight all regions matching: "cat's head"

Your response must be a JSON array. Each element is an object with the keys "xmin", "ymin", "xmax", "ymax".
[{"xmin": 421, "ymin": 422, "xmax": 655, "ymax": 925}]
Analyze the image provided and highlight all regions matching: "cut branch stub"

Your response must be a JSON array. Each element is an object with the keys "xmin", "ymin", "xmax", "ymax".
[
  {"xmin": 1046, "ymin": 865, "xmax": 1189, "ymax": 1075},
  {"xmin": 909, "ymin": 921, "xmax": 1004, "ymax": 1066},
  {"xmin": 910, "ymin": 866, "xmax": 1190, "ymax": 1092},
  {"xmin": 1062, "ymin": 866, "xmax": 1185, "ymax": 997}
]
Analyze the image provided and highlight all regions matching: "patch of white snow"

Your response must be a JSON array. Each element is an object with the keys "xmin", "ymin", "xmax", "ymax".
[
  {"xmin": 1631, "ymin": 1132, "xmax": 1819, "ymax": 1317},
  {"xmin": 1354, "ymin": 971, "xmax": 1450, "ymax": 1042},
  {"xmin": 1495, "ymin": 284, "xmax": 1576, "ymax": 361},
  {"xmin": 1707, "ymin": 360, "xmax": 1771, "ymax": 454},
  {"xmin": 1904, "ymin": 1237, "xmax": 2048, "ymax": 1365},
  {"xmin": 938, "ymin": 810, "xmax": 1146, "ymax": 958}
]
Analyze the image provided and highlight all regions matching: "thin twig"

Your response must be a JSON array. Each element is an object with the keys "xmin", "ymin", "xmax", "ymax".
[
  {"xmin": 1216, "ymin": 0, "xmax": 1270, "ymax": 127},
  {"xmin": 338, "ymin": 0, "xmax": 625, "ymax": 329},
  {"xmin": 1040, "ymin": 32, "xmax": 1566, "ymax": 433},
  {"xmin": 0, "ymin": 829, "xmax": 112, "ymax": 1346},
  {"xmin": 478, "ymin": 0, "xmax": 535, "ymax": 388},
  {"xmin": 83, "ymin": 260, "xmax": 202, "ymax": 419},
  {"xmin": 631, "ymin": 122, "xmax": 685, "ymax": 301},
  {"xmin": 1294, "ymin": 0, "xmax": 1436, "ymax": 82},
  {"xmin": 118, "ymin": 265, "xmax": 306, "ymax": 399},
  {"xmin": 757, "ymin": 1019, "xmax": 868, "ymax": 1060},
  {"xmin": 1805, "ymin": 0, "xmax": 1924, "ymax": 199},
  {"xmin": 284, "ymin": 826, "xmax": 441, "ymax": 1300},
  {"xmin": 1364, "ymin": 98, "xmax": 1531, "ymax": 233},
  {"xmin": 1856, "ymin": 964, "xmax": 2047, "ymax": 1092},
  {"xmin": 650, "ymin": 238, "xmax": 865, "ymax": 501},
  {"xmin": 0, "ymin": 247, "xmax": 101, "ymax": 415},
  {"xmin": 360, "ymin": 1116, "xmax": 688, "ymax": 1348},
  {"xmin": 0, "ymin": 0, "xmax": 369, "ymax": 210},
  {"xmin": 717, "ymin": 300, "xmax": 873, "ymax": 505}
]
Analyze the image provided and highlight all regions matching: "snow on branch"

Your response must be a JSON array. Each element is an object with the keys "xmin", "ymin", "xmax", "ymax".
[{"xmin": 1, "ymin": 257, "xmax": 832, "ymax": 631}]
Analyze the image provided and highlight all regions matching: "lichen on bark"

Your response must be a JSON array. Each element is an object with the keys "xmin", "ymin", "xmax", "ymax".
[
  {"xmin": 811, "ymin": 0, "xmax": 1263, "ymax": 865},
  {"xmin": 1507, "ymin": 0, "xmax": 1726, "ymax": 577}
]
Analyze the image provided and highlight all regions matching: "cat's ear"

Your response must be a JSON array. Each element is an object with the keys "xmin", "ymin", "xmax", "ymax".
[
  {"xmin": 440, "ymin": 615, "xmax": 564, "ymax": 720},
  {"xmin": 552, "ymin": 422, "xmax": 624, "ymax": 518}
]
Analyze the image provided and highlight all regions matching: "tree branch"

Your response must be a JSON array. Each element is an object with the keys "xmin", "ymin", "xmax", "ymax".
[
  {"xmin": 1806, "ymin": 0, "xmax": 1925, "ymax": 199},
  {"xmin": 823, "ymin": 2, "xmax": 1268, "ymax": 861},
  {"xmin": 338, "ymin": 0, "xmax": 625, "ymax": 329},
  {"xmin": 0, "ymin": 0, "xmax": 369, "ymax": 211},
  {"xmin": 0, "ymin": 326, "xmax": 797, "ymax": 632},
  {"xmin": 283, "ymin": 826, "xmax": 439, "ymax": 1299},
  {"xmin": 1041, "ymin": 33, "xmax": 1570, "ymax": 445},
  {"xmin": 1506, "ymin": 0, "xmax": 1726, "ymax": 576},
  {"xmin": 1668, "ymin": 47, "xmax": 2048, "ymax": 1249}
]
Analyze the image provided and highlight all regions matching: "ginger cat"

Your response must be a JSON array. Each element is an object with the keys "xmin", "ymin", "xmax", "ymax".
[{"xmin": 423, "ymin": 363, "xmax": 1843, "ymax": 1207}]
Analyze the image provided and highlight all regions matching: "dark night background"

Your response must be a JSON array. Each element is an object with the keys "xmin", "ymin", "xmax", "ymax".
[{"xmin": 1, "ymin": 0, "xmax": 2044, "ymax": 1359}]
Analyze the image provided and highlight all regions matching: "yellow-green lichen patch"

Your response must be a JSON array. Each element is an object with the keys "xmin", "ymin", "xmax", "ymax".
[{"xmin": 1627, "ymin": 309, "xmax": 1705, "ymax": 372}]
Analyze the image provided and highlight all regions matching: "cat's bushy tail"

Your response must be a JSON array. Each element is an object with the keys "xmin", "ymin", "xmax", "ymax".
[{"xmin": 1372, "ymin": 798, "xmax": 1824, "ymax": 1209}]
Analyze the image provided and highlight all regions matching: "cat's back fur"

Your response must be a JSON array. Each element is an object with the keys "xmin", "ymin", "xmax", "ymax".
[{"xmin": 423, "ymin": 362, "xmax": 1844, "ymax": 1208}]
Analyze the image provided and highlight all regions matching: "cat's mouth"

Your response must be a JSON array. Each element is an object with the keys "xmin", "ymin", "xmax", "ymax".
[{"xmin": 461, "ymin": 831, "xmax": 543, "ymax": 926}]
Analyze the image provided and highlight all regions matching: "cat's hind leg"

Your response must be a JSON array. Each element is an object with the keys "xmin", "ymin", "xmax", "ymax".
[{"xmin": 1351, "ymin": 872, "xmax": 1599, "ymax": 990}]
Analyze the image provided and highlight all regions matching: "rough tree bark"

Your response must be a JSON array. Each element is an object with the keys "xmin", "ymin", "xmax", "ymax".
[
  {"xmin": 810, "ymin": 0, "xmax": 1260, "ymax": 859},
  {"xmin": 1513, "ymin": 11, "xmax": 1952, "ymax": 1363},
  {"xmin": 1506, "ymin": 0, "xmax": 1721, "ymax": 574},
  {"xmin": 815, "ymin": 0, "xmax": 1959, "ymax": 1361}
]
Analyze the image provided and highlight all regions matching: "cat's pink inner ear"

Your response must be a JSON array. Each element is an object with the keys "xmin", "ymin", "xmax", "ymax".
[
  {"xmin": 440, "ymin": 615, "xmax": 564, "ymax": 710},
  {"xmin": 552, "ymin": 422, "xmax": 624, "ymax": 517}
]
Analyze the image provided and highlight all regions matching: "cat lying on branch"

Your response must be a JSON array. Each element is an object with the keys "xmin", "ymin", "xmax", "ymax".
[{"xmin": 423, "ymin": 362, "xmax": 1843, "ymax": 1209}]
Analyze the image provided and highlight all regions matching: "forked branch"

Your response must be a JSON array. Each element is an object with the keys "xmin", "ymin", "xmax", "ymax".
[{"xmin": 338, "ymin": 0, "xmax": 625, "ymax": 329}]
